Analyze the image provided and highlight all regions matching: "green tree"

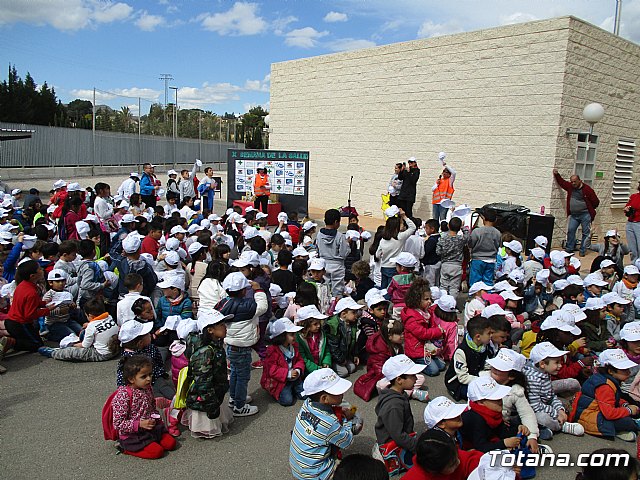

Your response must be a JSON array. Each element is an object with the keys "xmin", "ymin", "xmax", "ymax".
[{"xmin": 67, "ymin": 99, "xmax": 93, "ymax": 128}]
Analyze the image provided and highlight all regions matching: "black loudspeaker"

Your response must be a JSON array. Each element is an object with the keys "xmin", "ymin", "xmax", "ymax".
[
  {"xmin": 482, "ymin": 203, "xmax": 529, "ymax": 240},
  {"xmin": 526, "ymin": 214, "xmax": 555, "ymax": 253}
]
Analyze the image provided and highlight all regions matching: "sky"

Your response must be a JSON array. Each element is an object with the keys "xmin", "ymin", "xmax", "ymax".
[{"xmin": 1, "ymin": 0, "xmax": 638, "ymax": 117}]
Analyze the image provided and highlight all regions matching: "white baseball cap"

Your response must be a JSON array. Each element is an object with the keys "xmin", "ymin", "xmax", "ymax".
[
  {"xmin": 361, "ymin": 231, "xmax": 372, "ymax": 241},
  {"xmin": 500, "ymin": 290, "xmax": 522, "ymax": 301},
  {"xmin": 130, "ymin": 172, "xmax": 140, "ymax": 178},
  {"xmin": 292, "ymin": 246, "xmax": 309, "ymax": 257},
  {"xmin": 232, "ymin": 250, "xmax": 261, "ymax": 268},
  {"xmin": 167, "ymin": 169, "xmax": 178, "ymax": 176},
  {"xmin": 367, "ymin": 294, "xmax": 389, "ymax": 308},
  {"xmin": 540, "ymin": 311, "xmax": 581, "ymax": 335},
  {"xmin": 122, "ymin": 235, "xmax": 142, "ymax": 254},
  {"xmin": 243, "ymin": 226, "xmax": 259, "ymax": 240},
  {"xmin": 308, "ymin": 258, "xmax": 326, "ymax": 271},
  {"xmin": 492, "ymin": 280, "xmax": 516, "ymax": 292},
  {"xmin": 391, "ymin": 252, "xmax": 418, "ymax": 268},
  {"xmin": 481, "ymin": 304, "xmax": 506, "ymax": 318},
  {"xmin": 302, "ymin": 368, "xmax": 352, "ymax": 396},
  {"xmin": 453, "ymin": 204, "xmax": 471, "ymax": 218},
  {"xmin": 118, "ymin": 320, "xmax": 153, "ymax": 344},
  {"xmin": 170, "ymin": 225, "xmax": 187, "ymax": 236},
  {"xmin": 187, "ymin": 241, "xmax": 206, "ymax": 256},
  {"xmin": 620, "ymin": 322, "xmax": 640, "ymax": 342},
  {"xmin": 598, "ymin": 348, "xmax": 638, "ymax": 370},
  {"xmin": 583, "ymin": 273, "xmax": 608, "ymax": 287},
  {"xmin": 158, "ymin": 314, "xmax": 182, "ymax": 333},
  {"xmin": 176, "ymin": 319, "xmax": 198, "ymax": 340},
  {"xmin": 487, "ymin": 348, "xmax": 526, "ymax": 372},
  {"xmin": 157, "ymin": 275, "xmax": 185, "ymax": 291},
  {"xmin": 303, "ymin": 221, "xmax": 317, "ymax": 231},
  {"xmin": 66, "ymin": 183, "xmax": 82, "ymax": 192},
  {"xmin": 222, "ymin": 272, "xmax": 251, "ymax": 292},
  {"xmin": 467, "ymin": 376, "xmax": 512, "ymax": 402},
  {"xmin": 530, "ymin": 247, "xmax": 546, "ymax": 261},
  {"xmin": 566, "ymin": 274, "xmax": 584, "ymax": 287},
  {"xmin": 385, "ymin": 205, "xmax": 400, "ymax": 217},
  {"xmin": 599, "ymin": 259, "xmax": 616, "ymax": 269},
  {"xmin": 508, "ymin": 269, "xmax": 525, "ymax": 284},
  {"xmin": 208, "ymin": 214, "xmax": 222, "ymax": 221},
  {"xmin": 187, "ymin": 223, "xmax": 204, "ymax": 235},
  {"xmin": 296, "ymin": 305, "xmax": 328, "ymax": 323},
  {"xmin": 256, "ymin": 212, "xmax": 268, "ymax": 220},
  {"xmin": 561, "ymin": 303, "xmax": 587, "ymax": 322},
  {"xmin": 47, "ymin": 269, "xmax": 68, "ymax": 281},
  {"xmin": 529, "ymin": 341, "xmax": 569, "ymax": 365},
  {"xmin": 164, "ymin": 250, "xmax": 180, "ymax": 266},
  {"xmin": 624, "ymin": 265, "xmax": 640, "ymax": 276},
  {"xmin": 423, "ymin": 396, "xmax": 468, "ymax": 429},
  {"xmin": 345, "ymin": 230, "xmax": 361, "ymax": 241},
  {"xmin": 21, "ymin": 234, "xmax": 37, "ymax": 250},
  {"xmin": 553, "ymin": 279, "xmax": 569, "ymax": 291},
  {"xmin": 269, "ymin": 318, "xmax": 303, "ymax": 338},
  {"xmin": 0, "ymin": 231, "xmax": 12, "ymax": 245},
  {"xmin": 534, "ymin": 235, "xmax": 548, "ymax": 249},
  {"xmin": 334, "ymin": 297, "xmax": 365, "ymax": 314},
  {"xmin": 76, "ymin": 221, "xmax": 90, "ymax": 239},
  {"xmin": 53, "ymin": 179, "xmax": 66, "ymax": 189},
  {"xmin": 550, "ymin": 250, "xmax": 567, "ymax": 269},
  {"xmin": 197, "ymin": 310, "xmax": 234, "ymax": 332},
  {"xmin": 121, "ymin": 213, "xmax": 138, "ymax": 224},
  {"xmin": 468, "ymin": 281, "xmax": 492, "ymax": 295},
  {"xmin": 277, "ymin": 212, "xmax": 288, "ymax": 223},
  {"xmin": 10, "ymin": 188, "xmax": 21, "ymax": 195},
  {"xmin": 602, "ymin": 292, "xmax": 631, "ymax": 305},
  {"xmin": 245, "ymin": 206, "xmax": 255, "ymax": 213},
  {"xmin": 605, "ymin": 230, "xmax": 619, "ymax": 238},
  {"xmin": 503, "ymin": 240, "xmax": 522, "ymax": 254},
  {"xmin": 435, "ymin": 294, "xmax": 457, "ymax": 313},
  {"xmin": 382, "ymin": 354, "xmax": 426, "ymax": 381},
  {"xmin": 583, "ymin": 297, "xmax": 606, "ymax": 310}
]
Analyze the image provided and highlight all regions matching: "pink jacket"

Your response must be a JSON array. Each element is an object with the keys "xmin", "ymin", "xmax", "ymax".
[
  {"xmin": 432, "ymin": 306, "xmax": 459, "ymax": 362},
  {"xmin": 111, "ymin": 385, "xmax": 157, "ymax": 437},
  {"xmin": 401, "ymin": 306, "xmax": 443, "ymax": 359},
  {"xmin": 260, "ymin": 343, "xmax": 305, "ymax": 401},
  {"xmin": 170, "ymin": 340, "xmax": 188, "ymax": 386}
]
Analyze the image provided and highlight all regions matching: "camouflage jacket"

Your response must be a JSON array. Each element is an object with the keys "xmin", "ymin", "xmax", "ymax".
[{"xmin": 185, "ymin": 332, "xmax": 229, "ymax": 419}]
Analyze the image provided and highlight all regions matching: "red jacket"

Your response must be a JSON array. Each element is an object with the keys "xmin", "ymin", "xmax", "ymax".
[
  {"xmin": 626, "ymin": 193, "xmax": 640, "ymax": 223},
  {"xmin": 8, "ymin": 280, "xmax": 49, "ymax": 324},
  {"xmin": 354, "ymin": 331, "xmax": 393, "ymax": 401},
  {"xmin": 402, "ymin": 307, "xmax": 443, "ymax": 360},
  {"xmin": 141, "ymin": 235, "xmax": 160, "ymax": 259},
  {"xmin": 260, "ymin": 343, "xmax": 305, "ymax": 401},
  {"xmin": 554, "ymin": 172, "xmax": 600, "ymax": 220},
  {"xmin": 403, "ymin": 449, "xmax": 483, "ymax": 480}
]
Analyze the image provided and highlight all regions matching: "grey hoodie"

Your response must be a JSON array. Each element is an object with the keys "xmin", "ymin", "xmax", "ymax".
[
  {"xmin": 316, "ymin": 228, "xmax": 350, "ymax": 263},
  {"xmin": 374, "ymin": 388, "xmax": 418, "ymax": 452}
]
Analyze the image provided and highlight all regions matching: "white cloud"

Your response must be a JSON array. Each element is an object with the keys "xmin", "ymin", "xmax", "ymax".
[
  {"xmin": 200, "ymin": 2, "xmax": 267, "ymax": 36},
  {"xmin": 327, "ymin": 38, "xmax": 376, "ymax": 52},
  {"xmin": 92, "ymin": 2, "xmax": 133, "ymax": 23},
  {"xmin": 417, "ymin": 20, "xmax": 464, "ymax": 38},
  {"xmin": 244, "ymin": 74, "xmax": 270, "ymax": 92},
  {"xmin": 272, "ymin": 15, "xmax": 298, "ymax": 35},
  {"xmin": 135, "ymin": 11, "xmax": 165, "ymax": 31},
  {"xmin": 285, "ymin": 27, "xmax": 329, "ymax": 48},
  {"xmin": 500, "ymin": 12, "xmax": 538, "ymax": 25},
  {"xmin": 380, "ymin": 19, "xmax": 404, "ymax": 32},
  {"xmin": 242, "ymin": 101, "xmax": 269, "ymax": 113},
  {"xmin": 70, "ymin": 87, "xmax": 161, "ymax": 103},
  {"xmin": 324, "ymin": 11, "xmax": 348, "ymax": 23},
  {"xmin": 601, "ymin": 1, "xmax": 640, "ymax": 42}
]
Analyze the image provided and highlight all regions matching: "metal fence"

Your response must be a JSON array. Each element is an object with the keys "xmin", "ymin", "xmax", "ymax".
[{"xmin": 0, "ymin": 122, "xmax": 241, "ymax": 169}]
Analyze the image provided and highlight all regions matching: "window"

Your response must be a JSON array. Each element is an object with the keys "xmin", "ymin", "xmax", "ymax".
[
  {"xmin": 611, "ymin": 139, "xmax": 636, "ymax": 206},
  {"xmin": 574, "ymin": 133, "xmax": 598, "ymax": 185}
]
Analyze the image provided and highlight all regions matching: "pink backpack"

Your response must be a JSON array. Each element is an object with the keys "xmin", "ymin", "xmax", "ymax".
[{"xmin": 102, "ymin": 386, "xmax": 132, "ymax": 440}]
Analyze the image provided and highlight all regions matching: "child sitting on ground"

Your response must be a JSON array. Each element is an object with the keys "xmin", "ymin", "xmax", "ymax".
[
  {"xmin": 373, "ymin": 355, "xmax": 426, "ymax": 473},
  {"xmin": 77, "ymin": 239, "xmax": 110, "ymax": 308},
  {"xmin": 572, "ymin": 349, "xmax": 639, "ymax": 442},
  {"xmin": 41, "ymin": 268, "xmax": 82, "ymax": 342},
  {"xmin": 261, "ymin": 318, "xmax": 306, "ymax": 406},
  {"xmin": 431, "ymin": 294, "xmax": 459, "ymax": 363},
  {"xmin": 155, "ymin": 275, "xmax": 193, "ymax": 352},
  {"xmin": 326, "ymin": 296, "xmax": 364, "ymax": 378},
  {"xmin": 289, "ymin": 368, "xmax": 359, "ymax": 480},
  {"xmin": 423, "ymin": 396, "xmax": 466, "ymax": 448},
  {"xmin": 116, "ymin": 273, "xmax": 153, "ymax": 326},
  {"xmin": 182, "ymin": 310, "xmax": 234, "ymax": 439},
  {"xmin": 612, "ymin": 265, "xmax": 639, "ymax": 323},
  {"xmin": 271, "ymin": 249, "xmax": 297, "ymax": 294},
  {"xmin": 523, "ymin": 269, "xmax": 554, "ymax": 318},
  {"xmin": 444, "ymin": 316, "xmax": 491, "ymax": 401},
  {"xmin": 39, "ymin": 298, "xmax": 119, "ymax": 362},
  {"xmin": 295, "ymin": 305, "xmax": 331, "ymax": 375},
  {"xmin": 464, "ymin": 281, "xmax": 490, "ymax": 325},
  {"xmin": 355, "ymin": 292, "xmax": 388, "ymax": 364},
  {"xmin": 307, "ymin": 257, "xmax": 332, "ymax": 314},
  {"xmin": 603, "ymin": 292, "xmax": 631, "ymax": 342},
  {"xmin": 402, "ymin": 278, "xmax": 446, "ymax": 377},
  {"xmin": 349, "ymin": 260, "xmax": 374, "ymax": 303},
  {"xmin": 582, "ymin": 272, "xmax": 608, "ymax": 307},
  {"xmin": 169, "ymin": 319, "xmax": 197, "ymax": 386},
  {"xmin": 487, "ymin": 315, "xmax": 511, "ymax": 358},
  {"xmin": 523, "ymin": 341, "xmax": 585, "ymax": 438},
  {"xmin": 581, "ymin": 297, "xmax": 615, "ymax": 353},
  {"xmin": 618, "ymin": 322, "xmax": 640, "ymax": 402},
  {"xmin": 387, "ymin": 252, "xmax": 418, "ymax": 318}
]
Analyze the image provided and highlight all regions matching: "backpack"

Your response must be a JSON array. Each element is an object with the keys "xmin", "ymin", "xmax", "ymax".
[{"xmin": 102, "ymin": 386, "xmax": 132, "ymax": 441}]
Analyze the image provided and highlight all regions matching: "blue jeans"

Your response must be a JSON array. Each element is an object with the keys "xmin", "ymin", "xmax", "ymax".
[
  {"xmin": 432, "ymin": 203, "xmax": 446, "ymax": 222},
  {"xmin": 381, "ymin": 267, "xmax": 397, "ymax": 289},
  {"xmin": 47, "ymin": 320, "xmax": 84, "ymax": 343},
  {"xmin": 413, "ymin": 356, "xmax": 446, "ymax": 376},
  {"xmin": 278, "ymin": 378, "xmax": 304, "ymax": 406},
  {"xmin": 627, "ymin": 221, "xmax": 640, "ymax": 262},
  {"xmin": 469, "ymin": 260, "xmax": 495, "ymax": 286},
  {"xmin": 566, "ymin": 212, "xmax": 591, "ymax": 255},
  {"xmin": 226, "ymin": 345, "xmax": 253, "ymax": 409}
]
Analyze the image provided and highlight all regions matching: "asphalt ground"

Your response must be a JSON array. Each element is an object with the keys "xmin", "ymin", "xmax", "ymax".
[{"xmin": 0, "ymin": 172, "xmax": 637, "ymax": 479}]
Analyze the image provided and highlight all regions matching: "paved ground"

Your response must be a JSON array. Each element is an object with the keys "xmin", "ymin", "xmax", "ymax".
[{"xmin": 0, "ymin": 172, "xmax": 637, "ymax": 479}]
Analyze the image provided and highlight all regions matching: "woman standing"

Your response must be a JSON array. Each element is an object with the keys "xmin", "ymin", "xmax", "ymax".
[
  {"xmin": 625, "ymin": 181, "xmax": 640, "ymax": 261},
  {"xmin": 253, "ymin": 163, "xmax": 271, "ymax": 214},
  {"xmin": 431, "ymin": 153, "xmax": 456, "ymax": 222},
  {"xmin": 375, "ymin": 207, "xmax": 416, "ymax": 288},
  {"xmin": 387, "ymin": 163, "xmax": 403, "ymax": 206}
]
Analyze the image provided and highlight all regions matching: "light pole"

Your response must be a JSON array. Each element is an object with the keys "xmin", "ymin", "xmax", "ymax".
[{"xmin": 169, "ymin": 86, "xmax": 178, "ymax": 167}]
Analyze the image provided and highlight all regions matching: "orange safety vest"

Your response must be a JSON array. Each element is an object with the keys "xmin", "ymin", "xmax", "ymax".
[
  {"xmin": 432, "ymin": 177, "xmax": 454, "ymax": 204},
  {"xmin": 254, "ymin": 174, "xmax": 271, "ymax": 197}
]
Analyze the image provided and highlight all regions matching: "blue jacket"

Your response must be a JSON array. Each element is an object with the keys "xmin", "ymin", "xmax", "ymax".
[
  {"xmin": 523, "ymin": 285, "xmax": 553, "ymax": 314},
  {"xmin": 215, "ymin": 296, "xmax": 257, "ymax": 323},
  {"xmin": 155, "ymin": 294, "xmax": 193, "ymax": 330},
  {"xmin": 109, "ymin": 227, "xmax": 132, "ymax": 263},
  {"xmin": 3, "ymin": 242, "xmax": 23, "ymax": 282},
  {"xmin": 110, "ymin": 257, "xmax": 157, "ymax": 299},
  {"xmin": 139, "ymin": 172, "xmax": 155, "ymax": 196}
]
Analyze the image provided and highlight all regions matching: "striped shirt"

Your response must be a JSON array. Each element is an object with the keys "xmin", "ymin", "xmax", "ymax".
[{"xmin": 289, "ymin": 399, "xmax": 354, "ymax": 480}]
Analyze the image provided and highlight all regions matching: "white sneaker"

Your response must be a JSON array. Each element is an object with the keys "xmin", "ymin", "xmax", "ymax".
[
  {"xmin": 616, "ymin": 431, "xmax": 637, "ymax": 442},
  {"xmin": 233, "ymin": 404, "xmax": 259, "ymax": 417},
  {"xmin": 371, "ymin": 443, "xmax": 384, "ymax": 462},
  {"xmin": 228, "ymin": 395, "xmax": 252, "ymax": 407},
  {"xmin": 538, "ymin": 444, "xmax": 553, "ymax": 454},
  {"xmin": 561, "ymin": 422, "xmax": 584, "ymax": 436}
]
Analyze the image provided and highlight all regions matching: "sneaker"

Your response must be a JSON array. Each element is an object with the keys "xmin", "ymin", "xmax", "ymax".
[
  {"xmin": 538, "ymin": 427, "xmax": 554, "ymax": 441},
  {"xmin": 411, "ymin": 389, "xmax": 429, "ymax": 403},
  {"xmin": 39, "ymin": 327, "xmax": 49, "ymax": 337},
  {"xmin": 616, "ymin": 431, "xmax": 637, "ymax": 442},
  {"xmin": 228, "ymin": 395, "xmax": 253, "ymax": 407},
  {"xmin": 538, "ymin": 444, "xmax": 553, "ymax": 454},
  {"xmin": 561, "ymin": 422, "xmax": 585, "ymax": 436},
  {"xmin": 233, "ymin": 404, "xmax": 259, "ymax": 417},
  {"xmin": 0, "ymin": 336, "xmax": 11, "ymax": 361},
  {"xmin": 38, "ymin": 346, "xmax": 56, "ymax": 358},
  {"xmin": 251, "ymin": 360, "xmax": 263, "ymax": 369}
]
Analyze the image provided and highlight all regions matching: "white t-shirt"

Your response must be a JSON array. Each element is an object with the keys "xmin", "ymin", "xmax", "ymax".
[
  {"xmin": 116, "ymin": 292, "xmax": 154, "ymax": 326},
  {"xmin": 83, "ymin": 314, "xmax": 119, "ymax": 355}
]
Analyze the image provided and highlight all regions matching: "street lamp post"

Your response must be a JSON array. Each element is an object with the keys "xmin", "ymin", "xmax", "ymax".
[{"xmin": 169, "ymin": 86, "xmax": 178, "ymax": 167}]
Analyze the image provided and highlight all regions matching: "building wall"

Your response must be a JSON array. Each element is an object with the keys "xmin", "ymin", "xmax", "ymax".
[
  {"xmin": 270, "ymin": 17, "xmax": 575, "ymax": 224},
  {"xmin": 552, "ymin": 18, "xmax": 640, "ymax": 244}
]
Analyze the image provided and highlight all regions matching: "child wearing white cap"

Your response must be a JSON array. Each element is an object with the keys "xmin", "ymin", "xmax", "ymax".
[
  {"xmin": 582, "ymin": 272, "xmax": 608, "ymax": 308},
  {"xmin": 423, "ymin": 396, "xmax": 466, "ymax": 447},
  {"xmin": 155, "ymin": 275, "xmax": 193, "ymax": 353},
  {"xmin": 604, "ymin": 291, "xmax": 632, "ymax": 341},
  {"xmin": 295, "ymin": 305, "xmax": 332, "ymax": 375},
  {"xmin": 581, "ymin": 297, "xmax": 614, "ymax": 353},
  {"xmin": 289, "ymin": 368, "xmax": 357, "ymax": 480},
  {"xmin": 376, "ymin": 209, "xmax": 416, "ymax": 289},
  {"xmin": 373, "ymin": 355, "xmax": 426, "ymax": 471},
  {"xmin": 325, "ymin": 297, "xmax": 365, "ymax": 378},
  {"xmin": 40, "ymin": 268, "xmax": 82, "ymax": 342},
  {"xmin": 573, "ymin": 349, "xmax": 639, "ymax": 441},
  {"xmin": 464, "ymin": 281, "xmax": 490, "ymax": 326},
  {"xmin": 523, "ymin": 342, "xmax": 584, "ymax": 437},
  {"xmin": 589, "ymin": 229, "xmax": 629, "ymax": 272},
  {"xmin": 307, "ymin": 257, "xmax": 331, "ymax": 315},
  {"xmin": 618, "ymin": 322, "xmax": 640, "ymax": 398},
  {"xmin": 260, "ymin": 318, "xmax": 306, "ymax": 406},
  {"xmin": 522, "ymin": 270, "xmax": 554, "ymax": 319},
  {"xmin": 387, "ymin": 251, "xmax": 418, "ymax": 314},
  {"xmin": 612, "ymin": 265, "xmax": 639, "ymax": 323}
]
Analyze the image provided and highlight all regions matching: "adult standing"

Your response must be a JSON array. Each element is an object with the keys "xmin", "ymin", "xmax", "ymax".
[
  {"xmin": 253, "ymin": 163, "xmax": 271, "ymax": 214},
  {"xmin": 396, "ymin": 157, "xmax": 420, "ymax": 218},
  {"xmin": 553, "ymin": 169, "xmax": 600, "ymax": 257},
  {"xmin": 140, "ymin": 163, "xmax": 158, "ymax": 208},
  {"xmin": 387, "ymin": 163, "xmax": 403, "ymax": 206},
  {"xmin": 376, "ymin": 207, "xmax": 416, "ymax": 288},
  {"xmin": 431, "ymin": 152, "xmax": 456, "ymax": 222},
  {"xmin": 117, "ymin": 172, "xmax": 139, "ymax": 201},
  {"xmin": 625, "ymin": 181, "xmax": 640, "ymax": 261}
]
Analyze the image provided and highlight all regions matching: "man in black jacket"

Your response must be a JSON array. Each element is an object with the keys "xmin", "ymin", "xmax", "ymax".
[{"xmin": 397, "ymin": 157, "xmax": 420, "ymax": 218}]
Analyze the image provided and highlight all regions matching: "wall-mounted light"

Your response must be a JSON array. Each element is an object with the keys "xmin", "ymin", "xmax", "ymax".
[{"xmin": 566, "ymin": 102, "xmax": 605, "ymax": 136}]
